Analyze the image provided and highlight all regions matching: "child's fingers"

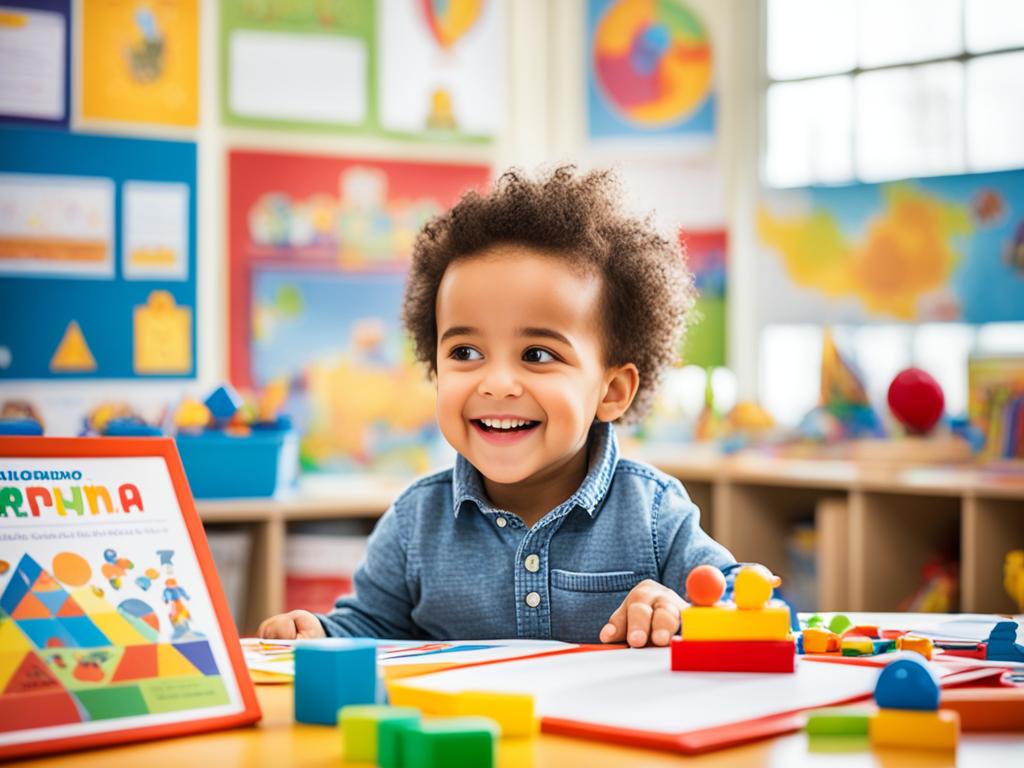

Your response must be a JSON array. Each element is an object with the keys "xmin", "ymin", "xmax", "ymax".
[
  {"xmin": 626, "ymin": 601, "xmax": 654, "ymax": 647},
  {"xmin": 600, "ymin": 600, "xmax": 628, "ymax": 643},
  {"xmin": 292, "ymin": 611, "xmax": 326, "ymax": 639},
  {"xmin": 649, "ymin": 598, "xmax": 682, "ymax": 646},
  {"xmin": 258, "ymin": 614, "xmax": 297, "ymax": 640}
]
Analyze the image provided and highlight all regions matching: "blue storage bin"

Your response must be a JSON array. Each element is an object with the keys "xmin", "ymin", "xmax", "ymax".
[{"xmin": 176, "ymin": 430, "xmax": 299, "ymax": 499}]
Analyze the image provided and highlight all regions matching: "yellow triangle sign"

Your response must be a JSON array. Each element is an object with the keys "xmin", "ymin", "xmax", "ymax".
[{"xmin": 51, "ymin": 320, "xmax": 97, "ymax": 372}]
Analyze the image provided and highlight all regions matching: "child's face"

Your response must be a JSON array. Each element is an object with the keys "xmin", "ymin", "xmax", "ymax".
[{"xmin": 434, "ymin": 246, "xmax": 631, "ymax": 486}]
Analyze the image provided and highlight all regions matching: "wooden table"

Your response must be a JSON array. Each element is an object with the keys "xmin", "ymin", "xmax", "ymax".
[{"xmin": 17, "ymin": 682, "xmax": 1023, "ymax": 767}]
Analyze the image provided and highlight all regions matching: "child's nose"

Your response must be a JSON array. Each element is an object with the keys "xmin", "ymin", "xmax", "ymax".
[{"xmin": 477, "ymin": 361, "xmax": 523, "ymax": 398}]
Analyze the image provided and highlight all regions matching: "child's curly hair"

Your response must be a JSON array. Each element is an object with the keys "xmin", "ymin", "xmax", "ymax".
[{"xmin": 402, "ymin": 166, "xmax": 696, "ymax": 423}]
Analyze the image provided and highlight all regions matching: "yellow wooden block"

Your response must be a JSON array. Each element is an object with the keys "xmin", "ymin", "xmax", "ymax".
[
  {"xmin": 386, "ymin": 683, "xmax": 457, "ymax": 716},
  {"xmin": 681, "ymin": 604, "xmax": 791, "ymax": 641},
  {"xmin": 454, "ymin": 691, "xmax": 538, "ymax": 737},
  {"xmin": 869, "ymin": 708, "xmax": 959, "ymax": 750},
  {"xmin": 802, "ymin": 627, "xmax": 840, "ymax": 654}
]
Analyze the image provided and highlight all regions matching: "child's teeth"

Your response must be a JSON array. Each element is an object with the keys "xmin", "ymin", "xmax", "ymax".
[{"xmin": 500, "ymin": 419, "xmax": 512, "ymax": 429}]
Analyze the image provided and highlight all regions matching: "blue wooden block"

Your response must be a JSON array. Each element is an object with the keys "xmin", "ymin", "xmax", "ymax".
[
  {"xmin": 204, "ymin": 384, "xmax": 242, "ymax": 421},
  {"xmin": 294, "ymin": 639, "xmax": 377, "ymax": 725},
  {"xmin": 874, "ymin": 656, "xmax": 940, "ymax": 711},
  {"xmin": 985, "ymin": 621, "xmax": 1024, "ymax": 663}
]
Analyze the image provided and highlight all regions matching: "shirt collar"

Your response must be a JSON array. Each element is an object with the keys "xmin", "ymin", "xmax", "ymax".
[{"xmin": 452, "ymin": 420, "xmax": 620, "ymax": 519}]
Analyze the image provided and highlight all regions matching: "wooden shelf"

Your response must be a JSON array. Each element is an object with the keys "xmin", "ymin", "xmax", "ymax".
[{"xmin": 195, "ymin": 452, "xmax": 1024, "ymax": 634}]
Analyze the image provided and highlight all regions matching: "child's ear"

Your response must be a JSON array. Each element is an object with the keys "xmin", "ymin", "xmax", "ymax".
[{"xmin": 596, "ymin": 363, "xmax": 640, "ymax": 422}]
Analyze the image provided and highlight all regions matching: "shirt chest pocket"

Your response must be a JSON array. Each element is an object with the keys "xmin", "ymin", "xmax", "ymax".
[{"xmin": 549, "ymin": 569, "xmax": 643, "ymax": 643}]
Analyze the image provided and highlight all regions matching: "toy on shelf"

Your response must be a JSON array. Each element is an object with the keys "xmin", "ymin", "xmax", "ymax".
[
  {"xmin": 869, "ymin": 656, "xmax": 960, "ymax": 750},
  {"xmin": 83, "ymin": 402, "xmax": 163, "ymax": 437},
  {"xmin": 671, "ymin": 564, "xmax": 795, "ymax": 673},
  {"xmin": 899, "ymin": 556, "xmax": 958, "ymax": 613},
  {"xmin": 887, "ymin": 367, "xmax": 944, "ymax": 435},
  {"xmin": 0, "ymin": 399, "xmax": 44, "ymax": 435},
  {"xmin": 967, "ymin": 354, "xmax": 1024, "ymax": 461},
  {"xmin": 1005, "ymin": 551, "xmax": 1024, "ymax": 612}
]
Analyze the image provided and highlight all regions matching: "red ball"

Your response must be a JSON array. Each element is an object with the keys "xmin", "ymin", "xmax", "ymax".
[
  {"xmin": 685, "ymin": 565, "xmax": 726, "ymax": 606},
  {"xmin": 887, "ymin": 367, "xmax": 945, "ymax": 435}
]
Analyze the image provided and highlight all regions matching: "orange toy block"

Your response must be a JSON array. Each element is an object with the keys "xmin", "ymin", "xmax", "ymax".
[
  {"xmin": 896, "ymin": 634, "xmax": 934, "ymax": 660},
  {"xmin": 386, "ymin": 683, "xmax": 457, "ymax": 716},
  {"xmin": 681, "ymin": 603, "xmax": 791, "ymax": 641},
  {"xmin": 453, "ymin": 691, "xmax": 537, "ymax": 737},
  {"xmin": 869, "ymin": 708, "xmax": 959, "ymax": 750},
  {"xmin": 802, "ymin": 627, "xmax": 841, "ymax": 654}
]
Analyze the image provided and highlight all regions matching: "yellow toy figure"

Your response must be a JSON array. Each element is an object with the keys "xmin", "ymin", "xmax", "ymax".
[
  {"xmin": 1005, "ymin": 550, "xmax": 1024, "ymax": 612},
  {"xmin": 733, "ymin": 564, "xmax": 781, "ymax": 610}
]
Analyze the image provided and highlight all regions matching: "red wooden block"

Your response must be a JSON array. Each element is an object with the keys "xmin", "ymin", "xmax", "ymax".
[
  {"xmin": 670, "ymin": 637, "xmax": 795, "ymax": 673},
  {"xmin": 846, "ymin": 624, "xmax": 880, "ymax": 638}
]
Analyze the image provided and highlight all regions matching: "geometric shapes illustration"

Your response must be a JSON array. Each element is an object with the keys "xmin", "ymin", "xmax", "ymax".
[
  {"xmin": 3, "ymin": 650, "xmax": 61, "ymax": 694},
  {"xmin": 0, "ymin": 555, "xmax": 42, "ymax": 615},
  {"xmin": 50, "ymin": 319, "xmax": 97, "ymax": 373},
  {"xmin": 74, "ymin": 684, "xmax": 150, "ymax": 721},
  {"xmin": 137, "ymin": 675, "xmax": 230, "ymax": 715},
  {"xmin": 0, "ymin": 612, "xmax": 32, "ymax": 653},
  {"xmin": 56, "ymin": 615, "xmax": 111, "ymax": 648},
  {"xmin": 0, "ymin": 651, "xmax": 27, "ymax": 691},
  {"xmin": 14, "ymin": 618, "xmax": 78, "ymax": 650},
  {"xmin": 89, "ymin": 612, "xmax": 151, "ymax": 646},
  {"xmin": 32, "ymin": 588, "xmax": 72, "ymax": 616},
  {"xmin": 172, "ymin": 640, "xmax": 219, "ymax": 676},
  {"xmin": 156, "ymin": 643, "xmax": 201, "ymax": 678},
  {"xmin": 111, "ymin": 644, "xmax": 158, "ymax": 682},
  {"xmin": 31, "ymin": 570, "xmax": 61, "ymax": 592},
  {"xmin": 69, "ymin": 585, "xmax": 116, "ymax": 615},
  {"xmin": 56, "ymin": 597, "xmax": 86, "ymax": 617},
  {"xmin": 52, "ymin": 552, "xmax": 93, "ymax": 587},
  {"xmin": 0, "ymin": 687, "xmax": 83, "ymax": 733},
  {"xmin": 117, "ymin": 598, "xmax": 160, "ymax": 640},
  {"xmin": 10, "ymin": 592, "xmax": 51, "ymax": 620}
]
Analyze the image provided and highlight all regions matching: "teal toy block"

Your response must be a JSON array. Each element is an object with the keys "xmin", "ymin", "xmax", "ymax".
[
  {"xmin": 294, "ymin": 639, "xmax": 376, "ymax": 725},
  {"xmin": 204, "ymin": 384, "xmax": 242, "ymax": 421},
  {"xmin": 805, "ymin": 708, "xmax": 871, "ymax": 736},
  {"xmin": 339, "ymin": 705, "xmax": 419, "ymax": 764},
  {"xmin": 378, "ymin": 717, "xmax": 422, "ymax": 768},
  {"xmin": 828, "ymin": 614, "xmax": 853, "ymax": 635},
  {"xmin": 985, "ymin": 620, "xmax": 1024, "ymax": 662},
  {"xmin": 874, "ymin": 656, "xmax": 939, "ymax": 711},
  {"xmin": 403, "ymin": 717, "xmax": 500, "ymax": 768}
]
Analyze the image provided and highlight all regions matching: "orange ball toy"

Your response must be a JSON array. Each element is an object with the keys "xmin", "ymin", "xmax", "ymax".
[{"xmin": 685, "ymin": 565, "xmax": 726, "ymax": 606}]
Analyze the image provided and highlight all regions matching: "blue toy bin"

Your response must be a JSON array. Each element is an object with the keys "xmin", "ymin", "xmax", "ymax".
[{"xmin": 175, "ymin": 429, "xmax": 299, "ymax": 499}]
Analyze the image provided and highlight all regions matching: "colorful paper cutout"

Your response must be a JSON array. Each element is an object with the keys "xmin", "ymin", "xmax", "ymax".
[
  {"xmin": 49, "ymin": 321, "xmax": 96, "ymax": 373},
  {"xmin": 133, "ymin": 290, "xmax": 192, "ymax": 374}
]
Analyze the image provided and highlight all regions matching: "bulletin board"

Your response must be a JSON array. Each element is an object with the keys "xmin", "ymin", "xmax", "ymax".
[
  {"xmin": 0, "ymin": 127, "xmax": 197, "ymax": 380},
  {"xmin": 586, "ymin": 0, "xmax": 716, "ymax": 142},
  {"xmin": 0, "ymin": 0, "xmax": 71, "ymax": 128},
  {"xmin": 81, "ymin": 0, "xmax": 199, "ymax": 127},
  {"xmin": 228, "ymin": 149, "xmax": 489, "ymax": 472},
  {"xmin": 0, "ymin": 436, "xmax": 260, "ymax": 760}
]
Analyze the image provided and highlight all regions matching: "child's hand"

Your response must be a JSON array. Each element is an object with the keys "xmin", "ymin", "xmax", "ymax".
[
  {"xmin": 599, "ymin": 579, "xmax": 686, "ymax": 647},
  {"xmin": 258, "ymin": 610, "xmax": 327, "ymax": 640}
]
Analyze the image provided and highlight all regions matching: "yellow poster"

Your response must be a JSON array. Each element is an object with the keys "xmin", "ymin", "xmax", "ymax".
[
  {"xmin": 134, "ymin": 290, "xmax": 192, "ymax": 374},
  {"xmin": 82, "ymin": 0, "xmax": 198, "ymax": 127}
]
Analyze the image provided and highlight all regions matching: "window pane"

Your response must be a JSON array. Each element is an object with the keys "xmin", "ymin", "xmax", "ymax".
[
  {"xmin": 966, "ymin": 0, "xmax": 1024, "ymax": 53},
  {"xmin": 855, "ymin": 62, "xmax": 964, "ymax": 181},
  {"xmin": 967, "ymin": 52, "xmax": 1024, "ymax": 170},
  {"xmin": 913, "ymin": 324, "xmax": 975, "ymax": 417},
  {"xmin": 767, "ymin": 0, "xmax": 857, "ymax": 80},
  {"xmin": 852, "ymin": 325, "xmax": 913, "ymax": 410},
  {"xmin": 759, "ymin": 325, "xmax": 823, "ymax": 427},
  {"xmin": 765, "ymin": 77, "xmax": 853, "ymax": 187},
  {"xmin": 975, "ymin": 323, "xmax": 1024, "ymax": 354},
  {"xmin": 859, "ymin": 0, "xmax": 962, "ymax": 67}
]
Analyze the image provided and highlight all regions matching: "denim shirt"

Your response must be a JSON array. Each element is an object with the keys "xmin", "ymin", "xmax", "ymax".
[{"xmin": 318, "ymin": 421, "xmax": 737, "ymax": 643}]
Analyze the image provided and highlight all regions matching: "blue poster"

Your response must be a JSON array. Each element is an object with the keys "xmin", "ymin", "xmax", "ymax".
[
  {"xmin": 758, "ymin": 169, "xmax": 1024, "ymax": 324},
  {"xmin": 586, "ymin": 0, "xmax": 715, "ymax": 141},
  {"xmin": 0, "ymin": 127, "xmax": 197, "ymax": 379},
  {"xmin": 0, "ymin": 1, "xmax": 71, "ymax": 129}
]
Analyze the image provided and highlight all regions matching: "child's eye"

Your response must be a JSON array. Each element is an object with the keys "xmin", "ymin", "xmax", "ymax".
[
  {"xmin": 450, "ymin": 346, "xmax": 482, "ymax": 361},
  {"xmin": 523, "ymin": 347, "xmax": 556, "ymax": 364}
]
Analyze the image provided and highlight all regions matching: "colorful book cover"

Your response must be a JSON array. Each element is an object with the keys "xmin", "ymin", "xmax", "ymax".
[{"xmin": 0, "ymin": 437, "xmax": 259, "ymax": 760}]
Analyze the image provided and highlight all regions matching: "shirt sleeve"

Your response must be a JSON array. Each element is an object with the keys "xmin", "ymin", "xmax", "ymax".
[
  {"xmin": 316, "ymin": 503, "xmax": 421, "ymax": 639},
  {"xmin": 654, "ymin": 478, "xmax": 739, "ymax": 598}
]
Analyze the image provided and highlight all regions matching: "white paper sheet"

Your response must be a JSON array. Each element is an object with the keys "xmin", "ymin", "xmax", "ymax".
[
  {"xmin": 0, "ymin": 6, "xmax": 65, "ymax": 120},
  {"xmin": 122, "ymin": 181, "xmax": 189, "ymax": 280}
]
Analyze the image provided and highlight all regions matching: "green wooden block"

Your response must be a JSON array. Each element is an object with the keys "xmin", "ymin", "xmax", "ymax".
[
  {"xmin": 339, "ymin": 705, "xmax": 420, "ymax": 763},
  {"xmin": 378, "ymin": 717, "xmax": 422, "ymax": 768},
  {"xmin": 805, "ymin": 613, "xmax": 825, "ymax": 629},
  {"xmin": 805, "ymin": 708, "xmax": 871, "ymax": 736},
  {"xmin": 828, "ymin": 614, "xmax": 853, "ymax": 635},
  {"xmin": 403, "ymin": 717, "xmax": 500, "ymax": 768}
]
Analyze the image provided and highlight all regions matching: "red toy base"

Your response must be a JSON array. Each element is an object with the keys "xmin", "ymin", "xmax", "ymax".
[{"xmin": 670, "ymin": 637, "xmax": 795, "ymax": 673}]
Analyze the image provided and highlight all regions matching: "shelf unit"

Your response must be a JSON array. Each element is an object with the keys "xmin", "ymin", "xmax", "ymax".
[{"xmin": 197, "ymin": 453, "xmax": 1024, "ymax": 634}]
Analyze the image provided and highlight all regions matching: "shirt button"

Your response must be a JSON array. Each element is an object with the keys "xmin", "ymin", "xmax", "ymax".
[
  {"xmin": 525, "ymin": 591, "xmax": 541, "ymax": 608},
  {"xmin": 495, "ymin": 516, "xmax": 507, "ymax": 528},
  {"xmin": 524, "ymin": 554, "xmax": 540, "ymax": 572}
]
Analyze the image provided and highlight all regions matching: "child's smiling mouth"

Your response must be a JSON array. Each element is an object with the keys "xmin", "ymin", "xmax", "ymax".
[{"xmin": 470, "ymin": 417, "xmax": 541, "ymax": 442}]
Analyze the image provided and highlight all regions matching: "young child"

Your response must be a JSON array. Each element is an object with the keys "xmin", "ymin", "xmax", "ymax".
[{"xmin": 259, "ymin": 167, "xmax": 737, "ymax": 647}]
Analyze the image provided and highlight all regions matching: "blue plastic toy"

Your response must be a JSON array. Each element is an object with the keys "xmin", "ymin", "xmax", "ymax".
[
  {"xmin": 874, "ymin": 656, "xmax": 940, "ymax": 711},
  {"xmin": 294, "ymin": 639, "xmax": 377, "ymax": 725},
  {"xmin": 0, "ymin": 419, "xmax": 43, "ymax": 436},
  {"xmin": 204, "ymin": 384, "xmax": 242, "ymax": 422},
  {"xmin": 985, "ymin": 620, "xmax": 1024, "ymax": 663}
]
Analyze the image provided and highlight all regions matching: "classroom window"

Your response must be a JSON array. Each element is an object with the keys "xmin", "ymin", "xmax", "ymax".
[{"xmin": 764, "ymin": 0, "xmax": 1024, "ymax": 187}]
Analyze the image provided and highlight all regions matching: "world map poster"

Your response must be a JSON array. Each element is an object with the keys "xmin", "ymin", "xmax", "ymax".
[
  {"xmin": 0, "ymin": 439, "xmax": 257, "ymax": 759},
  {"xmin": 757, "ymin": 169, "xmax": 1024, "ymax": 324}
]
